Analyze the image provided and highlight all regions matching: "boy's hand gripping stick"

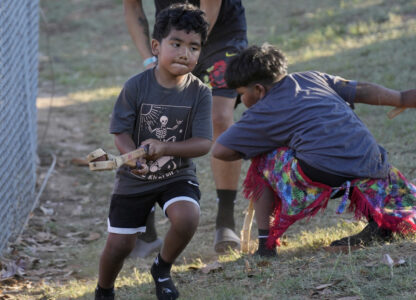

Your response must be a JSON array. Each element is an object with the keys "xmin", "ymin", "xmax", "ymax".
[{"xmin": 86, "ymin": 145, "xmax": 149, "ymax": 171}]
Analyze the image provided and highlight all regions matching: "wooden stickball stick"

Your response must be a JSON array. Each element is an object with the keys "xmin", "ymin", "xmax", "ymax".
[
  {"xmin": 387, "ymin": 107, "xmax": 406, "ymax": 119},
  {"xmin": 241, "ymin": 200, "xmax": 255, "ymax": 254},
  {"xmin": 87, "ymin": 146, "xmax": 148, "ymax": 171}
]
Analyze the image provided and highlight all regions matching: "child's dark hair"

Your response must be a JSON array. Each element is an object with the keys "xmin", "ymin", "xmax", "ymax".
[
  {"xmin": 225, "ymin": 43, "xmax": 288, "ymax": 89},
  {"xmin": 152, "ymin": 3, "xmax": 209, "ymax": 45}
]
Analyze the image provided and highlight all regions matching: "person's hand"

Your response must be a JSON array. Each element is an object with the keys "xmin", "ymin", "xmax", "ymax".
[
  {"xmin": 141, "ymin": 138, "xmax": 167, "ymax": 160},
  {"xmin": 124, "ymin": 159, "xmax": 137, "ymax": 168},
  {"xmin": 131, "ymin": 157, "xmax": 149, "ymax": 175}
]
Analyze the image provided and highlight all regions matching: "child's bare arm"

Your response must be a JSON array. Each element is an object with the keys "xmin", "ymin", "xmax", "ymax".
[
  {"xmin": 141, "ymin": 137, "xmax": 212, "ymax": 160},
  {"xmin": 123, "ymin": 0, "xmax": 155, "ymax": 69},
  {"xmin": 114, "ymin": 132, "xmax": 139, "ymax": 168},
  {"xmin": 114, "ymin": 132, "xmax": 136, "ymax": 154},
  {"xmin": 355, "ymin": 82, "xmax": 416, "ymax": 108},
  {"xmin": 212, "ymin": 142, "xmax": 242, "ymax": 161},
  {"xmin": 199, "ymin": 0, "xmax": 221, "ymax": 35}
]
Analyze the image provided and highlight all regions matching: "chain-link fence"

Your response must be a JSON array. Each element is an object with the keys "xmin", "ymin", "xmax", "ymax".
[{"xmin": 0, "ymin": 0, "xmax": 39, "ymax": 256}]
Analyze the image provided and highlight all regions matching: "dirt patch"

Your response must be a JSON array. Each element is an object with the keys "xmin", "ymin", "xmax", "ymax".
[
  {"xmin": 0, "ymin": 81, "xmax": 229, "ymax": 298},
  {"xmin": 0, "ymin": 90, "xmax": 109, "ymax": 296}
]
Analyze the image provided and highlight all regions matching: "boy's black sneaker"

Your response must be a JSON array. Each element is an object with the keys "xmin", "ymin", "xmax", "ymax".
[
  {"xmin": 330, "ymin": 220, "xmax": 393, "ymax": 246},
  {"xmin": 94, "ymin": 286, "xmax": 115, "ymax": 300},
  {"xmin": 151, "ymin": 262, "xmax": 179, "ymax": 300}
]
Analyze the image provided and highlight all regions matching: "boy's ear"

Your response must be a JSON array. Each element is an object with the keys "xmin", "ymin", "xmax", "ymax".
[
  {"xmin": 151, "ymin": 39, "xmax": 160, "ymax": 56},
  {"xmin": 254, "ymin": 83, "xmax": 268, "ymax": 99}
]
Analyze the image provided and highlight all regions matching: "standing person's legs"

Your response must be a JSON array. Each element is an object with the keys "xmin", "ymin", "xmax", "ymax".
[
  {"xmin": 193, "ymin": 37, "xmax": 247, "ymax": 253},
  {"xmin": 211, "ymin": 95, "xmax": 242, "ymax": 253}
]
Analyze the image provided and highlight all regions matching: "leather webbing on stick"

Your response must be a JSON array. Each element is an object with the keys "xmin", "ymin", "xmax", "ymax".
[
  {"xmin": 87, "ymin": 146, "xmax": 148, "ymax": 171},
  {"xmin": 86, "ymin": 148, "xmax": 107, "ymax": 162}
]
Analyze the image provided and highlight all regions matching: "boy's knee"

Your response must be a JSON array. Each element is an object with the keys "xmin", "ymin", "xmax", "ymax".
[
  {"xmin": 170, "ymin": 209, "xmax": 199, "ymax": 235},
  {"xmin": 104, "ymin": 235, "xmax": 136, "ymax": 259},
  {"xmin": 174, "ymin": 218, "xmax": 199, "ymax": 239}
]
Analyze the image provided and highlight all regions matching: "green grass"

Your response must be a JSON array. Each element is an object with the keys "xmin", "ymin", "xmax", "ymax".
[{"xmin": 14, "ymin": 0, "xmax": 416, "ymax": 299}]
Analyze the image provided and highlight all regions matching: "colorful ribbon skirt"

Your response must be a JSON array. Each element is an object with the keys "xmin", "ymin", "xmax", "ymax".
[{"xmin": 243, "ymin": 147, "xmax": 416, "ymax": 248}]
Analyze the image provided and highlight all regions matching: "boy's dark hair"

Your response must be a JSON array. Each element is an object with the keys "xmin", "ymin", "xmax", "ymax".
[
  {"xmin": 152, "ymin": 3, "xmax": 209, "ymax": 45},
  {"xmin": 225, "ymin": 43, "xmax": 288, "ymax": 89}
]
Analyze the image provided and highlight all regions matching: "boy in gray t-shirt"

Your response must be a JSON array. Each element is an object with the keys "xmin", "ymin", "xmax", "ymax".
[
  {"xmin": 213, "ymin": 44, "xmax": 416, "ymax": 257},
  {"xmin": 95, "ymin": 5, "xmax": 211, "ymax": 300},
  {"xmin": 124, "ymin": 0, "xmax": 248, "ymax": 254}
]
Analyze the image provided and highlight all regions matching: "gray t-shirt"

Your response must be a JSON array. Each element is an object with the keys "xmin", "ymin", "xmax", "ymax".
[
  {"xmin": 110, "ymin": 69, "xmax": 212, "ymax": 194},
  {"xmin": 217, "ymin": 71, "xmax": 389, "ymax": 179}
]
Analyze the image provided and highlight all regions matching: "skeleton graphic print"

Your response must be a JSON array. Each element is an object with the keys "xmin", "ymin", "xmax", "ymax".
[{"xmin": 136, "ymin": 103, "xmax": 191, "ymax": 180}]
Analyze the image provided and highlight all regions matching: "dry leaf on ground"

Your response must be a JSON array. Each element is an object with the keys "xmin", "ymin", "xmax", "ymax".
[
  {"xmin": 201, "ymin": 261, "xmax": 223, "ymax": 274},
  {"xmin": 315, "ymin": 279, "xmax": 342, "ymax": 290},
  {"xmin": 39, "ymin": 205, "xmax": 54, "ymax": 216},
  {"xmin": 322, "ymin": 245, "xmax": 363, "ymax": 254},
  {"xmin": 381, "ymin": 253, "xmax": 394, "ymax": 267},
  {"xmin": 83, "ymin": 232, "xmax": 101, "ymax": 242},
  {"xmin": 381, "ymin": 254, "xmax": 406, "ymax": 267}
]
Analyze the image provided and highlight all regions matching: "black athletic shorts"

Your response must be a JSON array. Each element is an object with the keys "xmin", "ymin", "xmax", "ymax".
[
  {"xmin": 193, "ymin": 37, "xmax": 247, "ymax": 99},
  {"xmin": 107, "ymin": 180, "xmax": 200, "ymax": 234}
]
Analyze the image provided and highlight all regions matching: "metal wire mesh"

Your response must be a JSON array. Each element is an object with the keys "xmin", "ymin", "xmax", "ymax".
[{"xmin": 0, "ymin": 0, "xmax": 39, "ymax": 255}]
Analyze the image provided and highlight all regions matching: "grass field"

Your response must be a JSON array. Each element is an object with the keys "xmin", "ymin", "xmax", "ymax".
[{"xmin": 12, "ymin": 0, "xmax": 416, "ymax": 299}]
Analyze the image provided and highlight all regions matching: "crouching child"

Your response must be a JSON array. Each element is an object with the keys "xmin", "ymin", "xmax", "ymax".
[{"xmin": 212, "ymin": 43, "xmax": 416, "ymax": 257}]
